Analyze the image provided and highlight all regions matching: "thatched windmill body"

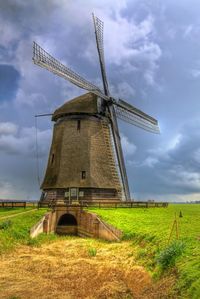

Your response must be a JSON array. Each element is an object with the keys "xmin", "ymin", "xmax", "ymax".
[{"xmin": 33, "ymin": 15, "xmax": 159, "ymax": 204}]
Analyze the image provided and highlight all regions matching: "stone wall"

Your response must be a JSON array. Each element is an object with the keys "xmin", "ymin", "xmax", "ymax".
[
  {"xmin": 42, "ymin": 116, "xmax": 121, "ymax": 190},
  {"xmin": 30, "ymin": 215, "xmax": 46, "ymax": 238},
  {"xmin": 30, "ymin": 207, "xmax": 122, "ymax": 242}
]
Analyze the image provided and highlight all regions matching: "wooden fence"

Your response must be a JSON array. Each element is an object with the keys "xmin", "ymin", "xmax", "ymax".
[
  {"xmin": 81, "ymin": 201, "xmax": 168, "ymax": 208},
  {"xmin": 38, "ymin": 200, "xmax": 168, "ymax": 209},
  {"xmin": 0, "ymin": 201, "xmax": 38, "ymax": 208},
  {"xmin": 0, "ymin": 200, "xmax": 168, "ymax": 209}
]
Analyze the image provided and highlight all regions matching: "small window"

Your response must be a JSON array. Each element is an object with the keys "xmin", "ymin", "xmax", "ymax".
[
  {"xmin": 81, "ymin": 171, "xmax": 86, "ymax": 179},
  {"xmin": 77, "ymin": 120, "xmax": 81, "ymax": 131},
  {"xmin": 51, "ymin": 153, "xmax": 55, "ymax": 164}
]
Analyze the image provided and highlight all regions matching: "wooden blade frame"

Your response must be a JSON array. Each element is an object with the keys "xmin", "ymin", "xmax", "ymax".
[
  {"xmin": 108, "ymin": 105, "xmax": 131, "ymax": 200},
  {"xmin": 115, "ymin": 101, "xmax": 160, "ymax": 134},
  {"xmin": 33, "ymin": 42, "xmax": 107, "ymax": 100},
  {"xmin": 93, "ymin": 14, "xmax": 130, "ymax": 200},
  {"xmin": 93, "ymin": 14, "xmax": 110, "ymax": 96}
]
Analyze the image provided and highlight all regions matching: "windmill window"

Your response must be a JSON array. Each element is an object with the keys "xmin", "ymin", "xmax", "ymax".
[
  {"xmin": 77, "ymin": 120, "xmax": 81, "ymax": 131},
  {"xmin": 81, "ymin": 171, "xmax": 86, "ymax": 179},
  {"xmin": 51, "ymin": 153, "xmax": 55, "ymax": 164}
]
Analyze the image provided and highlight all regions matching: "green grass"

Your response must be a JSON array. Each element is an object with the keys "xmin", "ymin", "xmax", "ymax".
[
  {"xmin": 88, "ymin": 247, "xmax": 97, "ymax": 257},
  {"xmin": 0, "ymin": 208, "xmax": 56, "ymax": 254},
  {"xmin": 0, "ymin": 207, "xmax": 35, "ymax": 218},
  {"xmin": 1, "ymin": 204, "xmax": 199, "ymax": 298},
  {"xmin": 88, "ymin": 204, "xmax": 200, "ymax": 298}
]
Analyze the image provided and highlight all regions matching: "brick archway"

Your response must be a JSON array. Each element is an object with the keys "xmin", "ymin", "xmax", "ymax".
[
  {"xmin": 57, "ymin": 213, "xmax": 77, "ymax": 226},
  {"xmin": 56, "ymin": 213, "xmax": 78, "ymax": 235}
]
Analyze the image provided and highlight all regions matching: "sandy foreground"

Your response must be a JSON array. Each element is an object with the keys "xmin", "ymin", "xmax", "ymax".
[{"xmin": 0, "ymin": 238, "xmax": 175, "ymax": 299}]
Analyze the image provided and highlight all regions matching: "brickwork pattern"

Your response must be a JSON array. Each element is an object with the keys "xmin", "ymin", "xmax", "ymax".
[{"xmin": 42, "ymin": 117, "xmax": 121, "ymax": 194}]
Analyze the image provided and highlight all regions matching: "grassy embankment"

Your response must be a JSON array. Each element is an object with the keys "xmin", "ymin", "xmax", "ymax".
[
  {"xmin": 88, "ymin": 204, "xmax": 200, "ymax": 299},
  {"xmin": 0, "ymin": 204, "xmax": 199, "ymax": 298},
  {"xmin": 0, "ymin": 207, "xmax": 35, "ymax": 218},
  {"xmin": 0, "ymin": 208, "xmax": 55, "ymax": 254},
  {"xmin": 0, "ymin": 206, "xmax": 177, "ymax": 299}
]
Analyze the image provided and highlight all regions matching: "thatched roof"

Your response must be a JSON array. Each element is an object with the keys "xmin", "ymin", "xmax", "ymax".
[{"xmin": 52, "ymin": 92, "xmax": 98, "ymax": 121}]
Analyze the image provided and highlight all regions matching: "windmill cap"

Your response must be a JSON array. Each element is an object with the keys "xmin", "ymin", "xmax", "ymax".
[{"xmin": 52, "ymin": 92, "xmax": 99, "ymax": 121}]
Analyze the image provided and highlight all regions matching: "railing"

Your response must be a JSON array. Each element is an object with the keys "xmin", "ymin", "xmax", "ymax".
[
  {"xmin": 38, "ymin": 200, "xmax": 168, "ymax": 209},
  {"xmin": 0, "ymin": 201, "xmax": 38, "ymax": 209},
  {"xmin": 0, "ymin": 201, "xmax": 27, "ymax": 208},
  {"xmin": 0, "ymin": 199, "xmax": 168, "ymax": 209}
]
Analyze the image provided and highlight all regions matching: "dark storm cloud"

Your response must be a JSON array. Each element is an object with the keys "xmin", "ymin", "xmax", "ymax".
[
  {"xmin": 0, "ymin": 122, "xmax": 51, "ymax": 157},
  {"xmin": 0, "ymin": 0, "xmax": 200, "ymax": 201},
  {"xmin": 130, "ymin": 121, "xmax": 200, "ymax": 199}
]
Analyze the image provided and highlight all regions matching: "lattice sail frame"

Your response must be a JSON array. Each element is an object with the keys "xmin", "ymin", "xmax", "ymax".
[
  {"xmin": 115, "ymin": 101, "xmax": 160, "ymax": 134},
  {"xmin": 33, "ymin": 42, "xmax": 106, "ymax": 100},
  {"xmin": 32, "ymin": 42, "xmax": 159, "ymax": 134},
  {"xmin": 92, "ymin": 14, "xmax": 109, "ymax": 96}
]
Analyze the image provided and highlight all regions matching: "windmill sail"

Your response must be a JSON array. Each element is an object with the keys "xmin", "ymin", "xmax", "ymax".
[
  {"xmin": 93, "ymin": 14, "xmax": 109, "ymax": 96},
  {"xmin": 33, "ymin": 42, "xmax": 108, "ymax": 100},
  {"xmin": 108, "ymin": 105, "xmax": 130, "ymax": 200},
  {"xmin": 115, "ymin": 99, "xmax": 160, "ymax": 134},
  {"xmin": 93, "ymin": 15, "xmax": 130, "ymax": 199}
]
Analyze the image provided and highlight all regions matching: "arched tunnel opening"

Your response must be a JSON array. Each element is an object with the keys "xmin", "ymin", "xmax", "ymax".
[
  {"xmin": 56, "ymin": 213, "xmax": 78, "ymax": 235},
  {"xmin": 58, "ymin": 213, "xmax": 77, "ymax": 226}
]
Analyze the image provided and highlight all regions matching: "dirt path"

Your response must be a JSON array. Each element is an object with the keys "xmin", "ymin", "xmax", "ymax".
[
  {"xmin": 0, "ymin": 238, "xmax": 176, "ymax": 299},
  {"xmin": 0, "ymin": 208, "xmax": 37, "ymax": 220}
]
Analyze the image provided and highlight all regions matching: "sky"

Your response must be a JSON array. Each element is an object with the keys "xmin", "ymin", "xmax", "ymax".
[{"xmin": 0, "ymin": 0, "xmax": 200, "ymax": 202}]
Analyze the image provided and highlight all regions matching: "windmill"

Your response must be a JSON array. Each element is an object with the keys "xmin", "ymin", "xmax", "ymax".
[{"xmin": 33, "ymin": 14, "xmax": 159, "ymax": 203}]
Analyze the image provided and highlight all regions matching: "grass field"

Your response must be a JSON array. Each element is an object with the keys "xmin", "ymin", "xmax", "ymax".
[
  {"xmin": 88, "ymin": 204, "xmax": 200, "ymax": 299},
  {"xmin": 0, "ymin": 208, "xmax": 51, "ymax": 254},
  {"xmin": 0, "ymin": 204, "xmax": 199, "ymax": 298},
  {"xmin": 0, "ymin": 207, "xmax": 177, "ymax": 299},
  {"xmin": 0, "ymin": 207, "xmax": 36, "ymax": 218}
]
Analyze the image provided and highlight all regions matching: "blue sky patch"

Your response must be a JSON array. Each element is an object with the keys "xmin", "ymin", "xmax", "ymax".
[{"xmin": 0, "ymin": 64, "xmax": 20, "ymax": 102}]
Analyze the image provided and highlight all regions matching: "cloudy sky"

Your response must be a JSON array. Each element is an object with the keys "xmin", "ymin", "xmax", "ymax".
[{"xmin": 1, "ymin": 0, "xmax": 200, "ymax": 202}]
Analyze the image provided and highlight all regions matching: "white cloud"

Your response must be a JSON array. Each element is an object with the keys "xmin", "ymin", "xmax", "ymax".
[
  {"xmin": 134, "ymin": 121, "xmax": 200, "ymax": 198},
  {"xmin": 0, "ymin": 180, "xmax": 16, "ymax": 199},
  {"xmin": 83, "ymin": 12, "xmax": 161, "ymax": 85},
  {"xmin": 103, "ymin": 15, "xmax": 154, "ymax": 65},
  {"xmin": 0, "ymin": 124, "xmax": 51, "ymax": 157},
  {"xmin": 183, "ymin": 24, "xmax": 193, "ymax": 38},
  {"xmin": 0, "ymin": 0, "xmax": 162, "ymax": 118},
  {"xmin": 15, "ymin": 89, "xmax": 48, "ymax": 108},
  {"xmin": 193, "ymin": 148, "xmax": 200, "ymax": 163},
  {"xmin": 135, "ymin": 192, "xmax": 200, "ymax": 203},
  {"xmin": 110, "ymin": 81, "xmax": 136, "ymax": 99},
  {"xmin": 168, "ymin": 167, "xmax": 200, "ymax": 189},
  {"xmin": 0, "ymin": 20, "xmax": 21, "ymax": 47},
  {"xmin": 142, "ymin": 156, "xmax": 158, "ymax": 168},
  {"xmin": 167, "ymin": 133, "xmax": 182, "ymax": 150},
  {"xmin": 190, "ymin": 68, "xmax": 200, "ymax": 78},
  {"xmin": 0, "ymin": 122, "xmax": 18, "ymax": 135},
  {"xmin": 121, "ymin": 134, "xmax": 137, "ymax": 156}
]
